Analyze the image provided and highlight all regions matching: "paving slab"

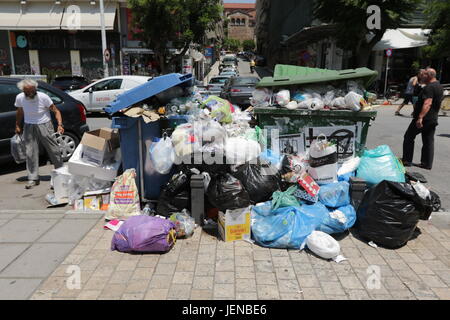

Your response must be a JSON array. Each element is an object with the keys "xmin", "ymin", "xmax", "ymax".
[
  {"xmin": 0, "ymin": 278, "xmax": 43, "ymax": 300},
  {"xmin": 0, "ymin": 243, "xmax": 76, "ymax": 278},
  {"xmin": 0, "ymin": 244, "xmax": 30, "ymax": 272},
  {"xmin": 38, "ymin": 219, "xmax": 99, "ymax": 243},
  {"xmin": 0, "ymin": 219, "xmax": 58, "ymax": 243}
]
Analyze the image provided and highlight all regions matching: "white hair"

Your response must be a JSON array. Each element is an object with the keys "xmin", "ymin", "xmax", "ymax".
[{"xmin": 17, "ymin": 79, "xmax": 38, "ymax": 91}]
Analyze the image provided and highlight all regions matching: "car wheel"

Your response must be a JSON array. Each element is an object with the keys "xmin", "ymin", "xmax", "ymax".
[{"xmin": 55, "ymin": 131, "xmax": 79, "ymax": 162}]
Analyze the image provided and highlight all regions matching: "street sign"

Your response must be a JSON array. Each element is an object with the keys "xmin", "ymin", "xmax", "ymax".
[
  {"xmin": 386, "ymin": 49, "xmax": 392, "ymax": 57},
  {"xmin": 205, "ymin": 47, "xmax": 213, "ymax": 57},
  {"xmin": 104, "ymin": 49, "xmax": 111, "ymax": 62}
]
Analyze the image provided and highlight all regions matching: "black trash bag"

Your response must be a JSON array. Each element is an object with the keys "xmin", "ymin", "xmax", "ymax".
[
  {"xmin": 206, "ymin": 173, "xmax": 251, "ymax": 212},
  {"xmin": 430, "ymin": 190, "xmax": 441, "ymax": 212},
  {"xmin": 232, "ymin": 162, "xmax": 281, "ymax": 203},
  {"xmin": 356, "ymin": 180, "xmax": 433, "ymax": 249},
  {"xmin": 156, "ymin": 171, "xmax": 191, "ymax": 217}
]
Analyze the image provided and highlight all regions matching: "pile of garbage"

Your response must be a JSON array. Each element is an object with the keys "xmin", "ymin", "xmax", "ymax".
[
  {"xmin": 46, "ymin": 76, "xmax": 440, "ymax": 260},
  {"xmin": 251, "ymin": 80, "xmax": 377, "ymax": 111}
]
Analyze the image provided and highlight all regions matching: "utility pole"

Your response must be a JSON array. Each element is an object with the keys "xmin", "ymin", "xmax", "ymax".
[{"xmin": 100, "ymin": 0, "xmax": 109, "ymax": 77}]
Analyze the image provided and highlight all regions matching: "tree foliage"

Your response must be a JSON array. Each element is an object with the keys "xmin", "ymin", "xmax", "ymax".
[
  {"xmin": 128, "ymin": 0, "xmax": 223, "ymax": 72},
  {"xmin": 242, "ymin": 39, "xmax": 256, "ymax": 52},
  {"xmin": 314, "ymin": 0, "xmax": 421, "ymax": 67},
  {"xmin": 423, "ymin": 0, "xmax": 450, "ymax": 58},
  {"xmin": 223, "ymin": 38, "xmax": 241, "ymax": 52}
]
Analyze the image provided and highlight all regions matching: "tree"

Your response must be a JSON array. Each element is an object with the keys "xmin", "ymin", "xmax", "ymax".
[
  {"xmin": 242, "ymin": 39, "xmax": 256, "ymax": 52},
  {"xmin": 422, "ymin": 0, "xmax": 450, "ymax": 59},
  {"xmin": 128, "ymin": 0, "xmax": 223, "ymax": 73},
  {"xmin": 223, "ymin": 38, "xmax": 241, "ymax": 52},
  {"xmin": 314, "ymin": 0, "xmax": 421, "ymax": 68}
]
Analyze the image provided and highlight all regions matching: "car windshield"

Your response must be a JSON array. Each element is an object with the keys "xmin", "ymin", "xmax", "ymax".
[
  {"xmin": 210, "ymin": 77, "xmax": 229, "ymax": 84},
  {"xmin": 232, "ymin": 77, "xmax": 259, "ymax": 86}
]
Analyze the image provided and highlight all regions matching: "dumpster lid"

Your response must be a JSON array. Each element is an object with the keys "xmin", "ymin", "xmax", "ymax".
[
  {"xmin": 104, "ymin": 73, "xmax": 193, "ymax": 114},
  {"xmin": 256, "ymin": 65, "xmax": 378, "ymax": 89},
  {"xmin": 253, "ymin": 107, "xmax": 377, "ymax": 119}
]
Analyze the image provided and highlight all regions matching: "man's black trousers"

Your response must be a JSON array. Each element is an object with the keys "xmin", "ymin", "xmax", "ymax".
[{"xmin": 402, "ymin": 119, "xmax": 438, "ymax": 168}]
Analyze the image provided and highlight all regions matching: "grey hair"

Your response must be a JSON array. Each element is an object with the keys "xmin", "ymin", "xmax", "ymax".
[
  {"xmin": 17, "ymin": 79, "xmax": 38, "ymax": 91},
  {"xmin": 426, "ymin": 68, "xmax": 437, "ymax": 78}
]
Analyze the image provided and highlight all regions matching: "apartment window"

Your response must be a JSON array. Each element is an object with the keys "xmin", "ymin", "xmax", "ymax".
[
  {"xmin": 231, "ymin": 18, "xmax": 235, "ymax": 25},
  {"xmin": 241, "ymin": 19, "xmax": 246, "ymax": 26},
  {"xmin": 236, "ymin": 18, "xmax": 241, "ymax": 26}
]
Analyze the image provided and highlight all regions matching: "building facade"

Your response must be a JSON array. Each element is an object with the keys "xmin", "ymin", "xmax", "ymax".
[{"xmin": 224, "ymin": 3, "xmax": 256, "ymax": 42}]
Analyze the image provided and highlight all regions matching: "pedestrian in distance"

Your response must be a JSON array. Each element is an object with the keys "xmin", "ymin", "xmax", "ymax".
[
  {"xmin": 402, "ymin": 68, "xmax": 444, "ymax": 170},
  {"xmin": 395, "ymin": 72, "xmax": 420, "ymax": 116},
  {"xmin": 250, "ymin": 58, "xmax": 256, "ymax": 74},
  {"xmin": 15, "ymin": 79, "xmax": 64, "ymax": 189}
]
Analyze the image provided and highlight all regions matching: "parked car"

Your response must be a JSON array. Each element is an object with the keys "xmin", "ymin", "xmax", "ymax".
[
  {"xmin": 220, "ymin": 71, "xmax": 239, "ymax": 77},
  {"xmin": 69, "ymin": 75, "xmax": 151, "ymax": 112},
  {"xmin": 0, "ymin": 77, "xmax": 89, "ymax": 163},
  {"xmin": 219, "ymin": 62, "xmax": 238, "ymax": 73},
  {"xmin": 222, "ymin": 54, "xmax": 238, "ymax": 65},
  {"xmin": 221, "ymin": 67, "xmax": 239, "ymax": 75},
  {"xmin": 207, "ymin": 75, "xmax": 232, "ymax": 95},
  {"xmin": 220, "ymin": 76, "xmax": 259, "ymax": 108},
  {"xmin": 51, "ymin": 75, "xmax": 89, "ymax": 92}
]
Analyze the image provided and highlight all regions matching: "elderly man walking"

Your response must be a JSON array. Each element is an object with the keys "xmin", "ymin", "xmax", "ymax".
[
  {"xmin": 15, "ymin": 79, "xmax": 64, "ymax": 189},
  {"xmin": 402, "ymin": 68, "xmax": 444, "ymax": 170}
]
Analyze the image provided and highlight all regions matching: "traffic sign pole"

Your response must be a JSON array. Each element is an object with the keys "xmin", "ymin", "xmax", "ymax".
[
  {"xmin": 384, "ymin": 49, "xmax": 392, "ymax": 99},
  {"xmin": 100, "ymin": 0, "xmax": 109, "ymax": 78}
]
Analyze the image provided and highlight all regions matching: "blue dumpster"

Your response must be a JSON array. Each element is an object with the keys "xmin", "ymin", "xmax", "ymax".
[{"xmin": 105, "ymin": 73, "xmax": 194, "ymax": 201}]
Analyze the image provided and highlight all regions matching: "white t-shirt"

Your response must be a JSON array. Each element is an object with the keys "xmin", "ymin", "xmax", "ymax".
[{"xmin": 15, "ymin": 91, "xmax": 54, "ymax": 124}]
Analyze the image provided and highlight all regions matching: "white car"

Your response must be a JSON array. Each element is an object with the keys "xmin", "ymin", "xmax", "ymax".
[{"xmin": 69, "ymin": 75, "xmax": 151, "ymax": 112}]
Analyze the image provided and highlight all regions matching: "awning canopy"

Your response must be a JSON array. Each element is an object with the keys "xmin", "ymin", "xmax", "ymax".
[
  {"xmin": 61, "ymin": 1, "xmax": 117, "ymax": 30},
  {"xmin": 0, "ymin": 2, "xmax": 20, "ymax": 30},
  {"xmin": 190, "ymin": 49, "xmax": 205, "ymax": 62},
  {"xmin": 0, "ymin": 1, "xmax": 64, "ymax": 30},
  {"xmin": 372, "ymin": 28, "xmax": 431, "ymax": 51}
]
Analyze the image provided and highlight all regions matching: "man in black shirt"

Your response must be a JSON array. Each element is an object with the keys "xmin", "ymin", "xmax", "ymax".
[{"xmin": 402, "ymin": 68, "xmax": 444, "ymax": 170}]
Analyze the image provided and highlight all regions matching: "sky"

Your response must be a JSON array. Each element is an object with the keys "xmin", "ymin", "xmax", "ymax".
[{"xmin": 223, "ymin": 0, "xmax": 256, "ymax": 3}]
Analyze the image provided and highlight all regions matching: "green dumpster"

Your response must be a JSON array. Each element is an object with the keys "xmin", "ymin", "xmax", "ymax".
[{"xmin": 254, "ymin": 64, "xmax": 378, "ymax": 161}]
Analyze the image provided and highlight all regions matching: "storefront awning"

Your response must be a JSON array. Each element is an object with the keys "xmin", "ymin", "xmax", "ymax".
[
  {"xmin": 15, "ymin": 2, "xmax": 64, "ymax": 30},
  {"xmin": 372, "ymin": 28, "xmax": 431, "ymax": 51},
  {"xmin": 0, "ymin": 2, "xmax": 20, "ymax": 30},
  {"xmin": 61, "ymin": 2, "xmax": 117, "ymax": 30},
  {"xmin": 122, "ymin": 48, "xmax": 154, "ymax": 55}
]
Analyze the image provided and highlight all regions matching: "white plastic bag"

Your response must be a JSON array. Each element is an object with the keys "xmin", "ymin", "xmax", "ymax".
[
  {"xmin": 309, "ymin": 97, "xmax": 325, "ymax": 111},
  {"xmin": 308, "ymin": 134, "xmax": 338, "ymax": 185},
  {"xmin": 305, "ymin": 230, "xmax": 341, "ymax": 260},
  {"xmin": 323, "ymin": 91, "xmax": 335, "ymax": 107},
  {"xmin": 337, "ymin": 156, "xmax": 361, "ymax": 176},
  {"xmin": 225, "ymin": 137, "xmax": 261, "ymax": 166},
  {"xmin": 10, "ymin": 134, "xmax": 26, "ymax": 164},
  {"xmin": 331, "ymin": 97, "xmax": 347, "ymax": 109},
  {"xmin": 411, "ymin": 181, "xmax": 431, "ymax": 200},
  {"xmin": 149, "ymin": 135, "xmax": 175, "ymax": 174},
  {"xmin": 251, "ymin": 88, "xmax": 272, "ymax": 108},
  {"xmin": 285, "ymin": 101, "xmax": 299, "ymax": 110},
  {"xmin": 275, "ymin": 90, "xmax": 290, "ymax": 107},
  {"xmin": 344, "ymin": 91, "xmax": 363, "ymax": 111}
]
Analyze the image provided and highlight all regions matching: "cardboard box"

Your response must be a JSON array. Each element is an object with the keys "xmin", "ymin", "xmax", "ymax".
[
  {"xmin": 80, "ymin": 128, "xmax": 120, "ymax": 166},
  {"xmin": 218, "ymin": 206, "xmax": 251, "ymax": 242},
  {"xmin": 68, "ymin": 144, "xmax": 121, "ymax": 181},
  {"xmin": 73, "ymin": 189, "xmax": 111, "ymax": 212}
]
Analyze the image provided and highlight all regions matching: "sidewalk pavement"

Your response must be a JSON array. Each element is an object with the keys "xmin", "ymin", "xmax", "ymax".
[
  {"xmin": 0, "ymin": 210, "xmax": 103, "ymax": 299},
  {"xmin": 28, "ymin": 212, "xmax": 450, "ymax": 300}
]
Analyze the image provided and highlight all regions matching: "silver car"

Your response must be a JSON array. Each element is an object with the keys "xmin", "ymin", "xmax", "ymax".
[{"xmin": 207, "ymin": 75, "xmax": 232, "ymax": 95}]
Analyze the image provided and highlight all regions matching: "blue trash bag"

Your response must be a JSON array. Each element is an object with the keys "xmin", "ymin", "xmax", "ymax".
[
  {"xmin": 252, "ymin": 205, "xmax": 327, "ymax": 249},
  {"xmin": 252, "ymin": 201, "xmax": 272, "ymax": 217},
  {"xmin": 357, "ymin": 145, "xmax": 405, "ymax": 185},
  {"xmin": 318, "ymin": 181, "xmax": 350, "ymax": 208},
  {"xmin": 317, "ymin": 204, "xmax": 357, "ymax": 234},
  {"xmin": 259, "ymin": 149, "xmax": 283, "ymax": 169},
  {"xmin": 338, "ymin": 171, "xmax": 355, "ymax": 182}
]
